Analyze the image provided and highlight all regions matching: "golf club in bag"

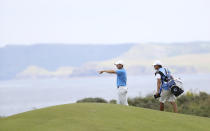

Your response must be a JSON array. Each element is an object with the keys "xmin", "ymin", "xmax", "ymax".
[
  {"xmin": 154, "ymin": 68, "xmax": 184, "ymax": 99},
  {"xmin": 171, "ymin": 78, "xmax": 184, "ymax": 97}
]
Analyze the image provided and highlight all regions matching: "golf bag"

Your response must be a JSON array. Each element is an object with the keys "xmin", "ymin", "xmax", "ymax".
[
  {"xmin": 171, "ymin": 78, "xmax": 184, "ymax": 97},
  {"xmin": 154, "ymin": 68, "xmax": 184, "ymax": 98}
]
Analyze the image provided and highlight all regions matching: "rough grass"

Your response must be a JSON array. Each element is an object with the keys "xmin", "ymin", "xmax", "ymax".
[{"xmin": 0, "ymin": 103, "xmax": 209, "ymax": 131}]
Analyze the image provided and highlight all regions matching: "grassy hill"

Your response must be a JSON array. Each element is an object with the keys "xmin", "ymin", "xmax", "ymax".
[{"xmin": 0, "ymin": 103, "xmax": 209, "ymax": 131}]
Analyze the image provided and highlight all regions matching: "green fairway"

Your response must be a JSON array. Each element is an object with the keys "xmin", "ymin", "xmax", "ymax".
[{"xmin": 0, "ymin": 103, "xmax": 209, "ymax": 131}]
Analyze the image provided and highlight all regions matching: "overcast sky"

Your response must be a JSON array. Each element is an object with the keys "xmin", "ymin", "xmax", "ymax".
[{"xmin": 1, "ymin": 0, "xmax": 210, "ymax": 46}]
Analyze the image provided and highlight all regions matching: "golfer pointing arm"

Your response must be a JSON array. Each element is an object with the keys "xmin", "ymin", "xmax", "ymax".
[{"xmin": 99, "ymin": 60, "xmax": 128, "ymax": 106}]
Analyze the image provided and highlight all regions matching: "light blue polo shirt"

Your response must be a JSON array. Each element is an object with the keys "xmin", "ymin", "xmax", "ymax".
[{"xmin": 116, "ymin": 68, "xmax": 127, "ymax": 87}]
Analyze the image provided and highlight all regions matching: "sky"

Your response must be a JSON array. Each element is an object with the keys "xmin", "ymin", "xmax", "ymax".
[{"xmin": 1, "ymin": 0, "xmax": 210, "ymax": 46}]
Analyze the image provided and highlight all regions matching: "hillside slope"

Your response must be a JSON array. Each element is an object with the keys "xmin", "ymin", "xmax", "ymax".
[
  {"xmin": 97, "ymin": 42, "xmax": 210, "ymax": 74},
  {"xmin": 0, "ymin": 103, "xmax": 209, "ymax": 131},
  {"xmin": 0, "ymin": 44, "xmax": 133, "ymax": 79}
]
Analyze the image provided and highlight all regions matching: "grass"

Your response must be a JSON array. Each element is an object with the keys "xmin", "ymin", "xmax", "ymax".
[{"xmin": 0, "ymin": 103, "xmax": 209, "ymax": 131}]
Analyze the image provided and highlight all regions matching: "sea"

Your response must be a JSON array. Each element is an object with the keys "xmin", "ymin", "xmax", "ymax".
[{"xmin": 0, "ymin": 74, "xmax": 210, "ymax": 116}]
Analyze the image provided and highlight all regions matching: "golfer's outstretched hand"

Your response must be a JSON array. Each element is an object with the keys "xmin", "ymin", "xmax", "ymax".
[{"xmin": 99, "ymin": 71, "xmax": 104, "ymax": 74}]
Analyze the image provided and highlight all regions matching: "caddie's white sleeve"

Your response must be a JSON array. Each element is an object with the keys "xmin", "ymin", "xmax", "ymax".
[{"xmin": 155, "ymin": 74, "xmax": 161, "ymax": 79}]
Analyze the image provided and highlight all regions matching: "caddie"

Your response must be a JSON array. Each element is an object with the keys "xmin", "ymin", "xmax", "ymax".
[{"xmin": 153, "ymin": 60, "xmax": 178, "ymax": 113}]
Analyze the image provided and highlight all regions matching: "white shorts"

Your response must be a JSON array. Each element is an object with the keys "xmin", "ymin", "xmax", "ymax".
[
  {"xmin": 117, "ymin": 86, "xmax": 128, "ymax": 106},
  {"xmin": 159, "ymin": 89, "xmax": 176, "ymax": 103}
]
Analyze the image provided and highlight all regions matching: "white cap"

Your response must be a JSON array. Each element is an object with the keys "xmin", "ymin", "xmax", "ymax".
[
  {"xmin": 114, "ymin": 60, "xmax": 124, "ymax": 65},
  {"xmin": 152, "ymin": 60, "xmax": 162, "ymax": 66}
]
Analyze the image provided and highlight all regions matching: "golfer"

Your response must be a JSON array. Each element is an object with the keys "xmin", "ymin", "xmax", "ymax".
[
  {"xmin": 153, "ymin": 60, "xmax": 178, "ymax": 113},
  {"xmin": 99, "ymin": 60, "xmax": 128, "ymax": 106}
]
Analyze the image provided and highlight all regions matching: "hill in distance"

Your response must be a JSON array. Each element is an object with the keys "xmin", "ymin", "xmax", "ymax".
[
  {"xmin": 1, "ymin": 42, "xmax": 210, "ymax": 80},
  {"xmin": 0, "ymin": 44, "xmax": 133, "ymax": 80},
  {"xmin": 0, "ymin": 103, "xmax": 209, "ymax": 131},
  {"xmin": 96, "ymin": 42, "xmax": 210, "ymax": 74}
]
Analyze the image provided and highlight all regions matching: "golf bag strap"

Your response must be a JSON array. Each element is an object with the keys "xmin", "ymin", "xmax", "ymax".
[
  {"xmin": 155, "ymin": 70, "xmax": 166, "ymax": 78},
  {"xmin": 155, "ymin": 68, "xmax": 169, "ymax": 82},
  {"xmin": 164, "ymin": 68, "xmax": 168, "ymax": 75}
]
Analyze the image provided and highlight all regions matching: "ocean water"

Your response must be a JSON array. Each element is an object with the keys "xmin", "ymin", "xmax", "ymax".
[{"xmin": 0, "ymin": 74, "xmax": 210, "ymax": 116}]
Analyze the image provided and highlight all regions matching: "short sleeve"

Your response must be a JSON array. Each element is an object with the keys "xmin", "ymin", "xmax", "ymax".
[
  {"xmin": 155, "ymin": 74, "xmax": 161, "ymax": 79},
  {"xmin": 116, "ymin": 69, "xmax": 123, "ymax": 75}
]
